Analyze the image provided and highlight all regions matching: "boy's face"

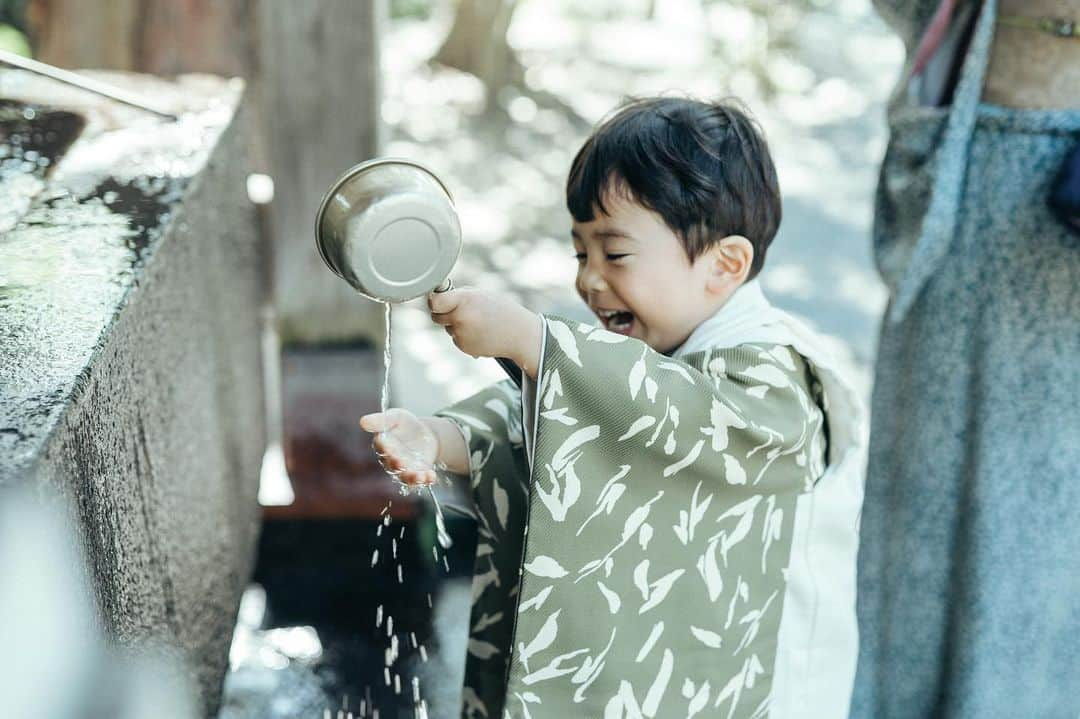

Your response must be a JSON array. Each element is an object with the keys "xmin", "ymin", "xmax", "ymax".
[{"xmin": 571, "ymin": 188, "xmax": 720, "ymax": 354}]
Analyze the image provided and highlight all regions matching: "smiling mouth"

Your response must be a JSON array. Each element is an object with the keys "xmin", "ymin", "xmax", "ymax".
[{"xmin": 596, "ymin": 308, "xmax": 635, "ymax": 334}]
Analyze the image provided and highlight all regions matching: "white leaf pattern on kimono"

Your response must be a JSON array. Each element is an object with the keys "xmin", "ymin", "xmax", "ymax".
[
  {"xmin": 723, "ymin": 454, "xmax": 748, "ymax": 485},
  {"xmin": 640, "ymin": 569, "xmax": 685, "ymax": 614},
  {"xmin": 713, "ymin": 496, "xmax": 762, "ymax": 565},
  {"xmin": 525, "ymin": 555, "xmax": 569, "ymax": 578},
  {"xmin": 646, "ymin": 399, "xmax": 671, "ymax": 447},
  {"xmin": 518, "ymin": 610, "xmax": 561, "ymax": 672},
  {"xmin": 552, "ymin": 426, "xmax": 600, "ymax": 470},
  {"xmin": 519, "ymin": 586, "xmax": 554, "ymax": 612},
  {"xmin": 511, "ymin": 693, "xmax": 537, "ymax": 719},
  {"xmin": 604, "ymin": 681, "xmax": 644, "ymax": 719},
  {"xmin": 687, "ymin": 680, "xmax": 711, "ymax": 718},
  {"xmin": 618, "ymin": 416, "xmax": 655, "ymax": 441},
  {"xmin": 542, "ymin": 368, "xmax": 563, "ymax": 410},
  {"xmin": 462, "ymin": 687, "xmax": 487, "ymax": 719},
  {"xmin": 644, "ymin": 376, "xmax": 658, "ymax": 402},
  {"xmin": 657, "ymin": 360, "xmax": 696, "ymax": 383},
  {"xmin": 493, "ymin": 481, "xmax": 510, "ymax": 529},
  {"xmin": 662, "ymin": 439, "xmax": 705, "ymax": 478},
  {"xmin": 473, "ymin": 612, "xmax": 503, "ymax": 633},
  {"xmin": 638, "ymin": 522, "xmax": 653, "ymax": 550},
  {"xmin": 597, "ymin": 580, "xmax": 621, "ymax": 613},
  {"xmin": 470, "ymin": 639, "xmax": 501, "ymax": 659},
  {"xmin": 577, "ymin": 467, "xmax": 630, "ymax": 536},
  {"xmin": 714, "ymin": 654, "xmax": 765, "ymax": 718},
  {"xmin": 570, "ymin": 627, "xmax": 619, "ymax": 703},
  {"xmin": 766, "ymin": 345, "xmax": 797, "ymax": 371},
  {"xmin": 541, "ymin": 407, "xmax": 578, "ymax": 426},
  {"xmin": 698, "ymin": 537, "xmax": 724, "ymax": 602},
  {"xmin": 538, "ymin": 455, "xmax": 583, "ymax": 523},
  {"xmin": 547, "ymin": 320, "xmax": 582, "ymax": 366},
  {"xmin": 633, "ymin": 559, "xmax": 651, "ymax": 601},
  {"xmin": 761, "ymin": 496, "xmax": 783, "ymax": 573},
  {"xmin": 522, "ymin": 648, "xmax": 589, "ymax": 685},
  {"xmin": 641, "ymin": 648, "xmax": 674, "ymax": 717},
  {"xmin": 703, "ymin": 398, "xmax": 747, "ymax": 452},
  {"xmin": 635, "ymin": 622, "xmax": 664, "ymax": 663},
  {"xmin": 628, "ymin": 349, "xmax": 647, "ymax": 400},
  {"xmin": 743, "ymin": 364, "xmax": 790, "ymax": 388},
  {"xmin": 735, "ymin": 591, "xmax": 778, "ymax": 655},
  {"xmin": 586, "ymin": 328, "xmax": 630, "ymax": 344},
  {"xmin": 690, "ymin": 626, "xmax": 724, "ymax": 648}
]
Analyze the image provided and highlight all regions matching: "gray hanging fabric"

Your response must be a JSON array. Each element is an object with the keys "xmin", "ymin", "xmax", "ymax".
[{"xmin": 876, "ymin": 0, "xmax": 999, "ymax": 323}]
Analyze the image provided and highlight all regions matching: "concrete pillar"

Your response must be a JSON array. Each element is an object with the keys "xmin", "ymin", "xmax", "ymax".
[{"xmin": 0, "ymin": 70, "xmax": 265, "ymax": 717}]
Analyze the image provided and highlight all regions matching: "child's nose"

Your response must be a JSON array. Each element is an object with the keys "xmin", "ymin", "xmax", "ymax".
[{"xmin": 577, "ymin": 263, "xmax": 608, "ymax": 294}]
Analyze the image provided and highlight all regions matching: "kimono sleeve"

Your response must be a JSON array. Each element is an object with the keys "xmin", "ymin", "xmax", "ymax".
[{"xmin": 434, "ymin": 380, "xmax": 533, "ymax": 717}]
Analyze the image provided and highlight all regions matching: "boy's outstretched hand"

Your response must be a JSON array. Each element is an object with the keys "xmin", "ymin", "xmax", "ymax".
[
  {"xmin": 428, "ymin": 288, "xmax": 543, "ymax": 380},
  {"xmin": 359, "ymin": 408, "xmax": 439, "ymax": 486}
]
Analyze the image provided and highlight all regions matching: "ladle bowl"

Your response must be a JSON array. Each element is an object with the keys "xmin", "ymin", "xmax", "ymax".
[{"xmin": 314, "ymin": 158, "xmax": 461, "ymax": 303}]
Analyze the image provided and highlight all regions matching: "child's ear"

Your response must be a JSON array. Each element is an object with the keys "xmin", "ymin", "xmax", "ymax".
[{"xmin": 704, "ymin": 235, "xmax": 754, "ymax": 294}]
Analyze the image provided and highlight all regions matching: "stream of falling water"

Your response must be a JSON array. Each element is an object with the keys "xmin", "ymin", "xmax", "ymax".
[
  {"xmin": 347, "ymin": 302, "xmax": 448, "ymax": 718},
  {"xmin": 380, "ymin": 302, "xmax": 392, "ymax": 415}
]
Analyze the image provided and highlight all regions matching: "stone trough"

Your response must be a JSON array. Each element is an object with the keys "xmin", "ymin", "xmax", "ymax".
[{"xmin": 0, "ymin": 69, "xmax": 266, "ymax": 716}]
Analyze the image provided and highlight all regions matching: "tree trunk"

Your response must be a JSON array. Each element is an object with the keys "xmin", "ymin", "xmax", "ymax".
[{"xmin": 433, "ymin": 0, "xmax": 522, "ymax": 104}]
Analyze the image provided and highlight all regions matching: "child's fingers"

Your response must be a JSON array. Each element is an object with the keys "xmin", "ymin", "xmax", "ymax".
[
  {"xmin": 359, "ymin": 412, "xmax": 402, "ymax": 433},
  {"xmin": 428, "ymin": 288, "xmax": 462, "ymax": 315},
  {"xmin": 399, "ymin": 468, "xmax": 436, "ymax": 487},
  {"xmin": 359, "ymin": 413, "xmax": 385, "ymax": 432}
]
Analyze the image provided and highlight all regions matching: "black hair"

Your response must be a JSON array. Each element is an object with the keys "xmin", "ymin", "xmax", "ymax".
[{"xmin": 566, "ymin": 96, "xmax": 781, "ymax": 280}]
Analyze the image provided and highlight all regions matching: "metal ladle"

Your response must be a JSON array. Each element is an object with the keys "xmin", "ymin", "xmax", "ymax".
[{"xmin": 314, "ymin": 158, "xmax": 522, "ymax": 386}]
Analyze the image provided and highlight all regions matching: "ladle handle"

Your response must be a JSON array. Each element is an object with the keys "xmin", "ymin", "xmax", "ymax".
[{"xmin": 434, "ymin": 278, "xmax": 523, "ymax": 388}]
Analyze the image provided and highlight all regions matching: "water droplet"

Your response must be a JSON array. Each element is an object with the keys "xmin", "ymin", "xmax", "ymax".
[
  {"xmin": 375, "ymin": 605, "xmax": 383, "ymax": 627},
  {"xmin": 371, "ymin": 549, "xmax": 379, "ymax": 567},
  {"xmin": 419, "ymin": 645, "xmax": 428, "ymax": 662},
  {"xmin": 384, "ymin": 667, "xmax": 391, "ymax": 686}
]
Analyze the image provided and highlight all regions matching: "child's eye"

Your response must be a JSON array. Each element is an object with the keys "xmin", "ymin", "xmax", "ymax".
[
  {"xmin": 574, "ymin": 252, "xmax": 587, "ymax": 262},
  {"xmin": 606, "ymin": 253, "xmax": 630, "ymax": 261}
]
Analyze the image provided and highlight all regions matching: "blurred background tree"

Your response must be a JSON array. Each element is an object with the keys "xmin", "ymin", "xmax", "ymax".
[{"xmin": 431, "ymin": 0, "xmax": 523, "ymax": 106}]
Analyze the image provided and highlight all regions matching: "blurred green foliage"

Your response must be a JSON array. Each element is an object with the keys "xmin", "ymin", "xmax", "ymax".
[
  {"xmin": 0, "ymin": 23, "xmax": 30, "ymax": 56},
  {"xmin": 391, "ymin": 0, "xmax": 436, "ymax": 20}
]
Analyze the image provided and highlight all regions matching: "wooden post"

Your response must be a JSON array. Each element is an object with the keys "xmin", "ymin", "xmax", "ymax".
[{"xmin": 257, "ymin": 0, "xmax": 387, "ymax": 345}]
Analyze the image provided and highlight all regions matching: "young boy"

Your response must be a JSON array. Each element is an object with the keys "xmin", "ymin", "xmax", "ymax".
[{"xmin": 361, "ymin": 96, "xmax": 866, "ymax": 719}]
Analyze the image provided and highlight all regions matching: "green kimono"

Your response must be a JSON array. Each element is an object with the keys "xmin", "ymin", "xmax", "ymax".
[{"xmin": 438, "ymin": 316, "xmax": 829, "ymax": 719}]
